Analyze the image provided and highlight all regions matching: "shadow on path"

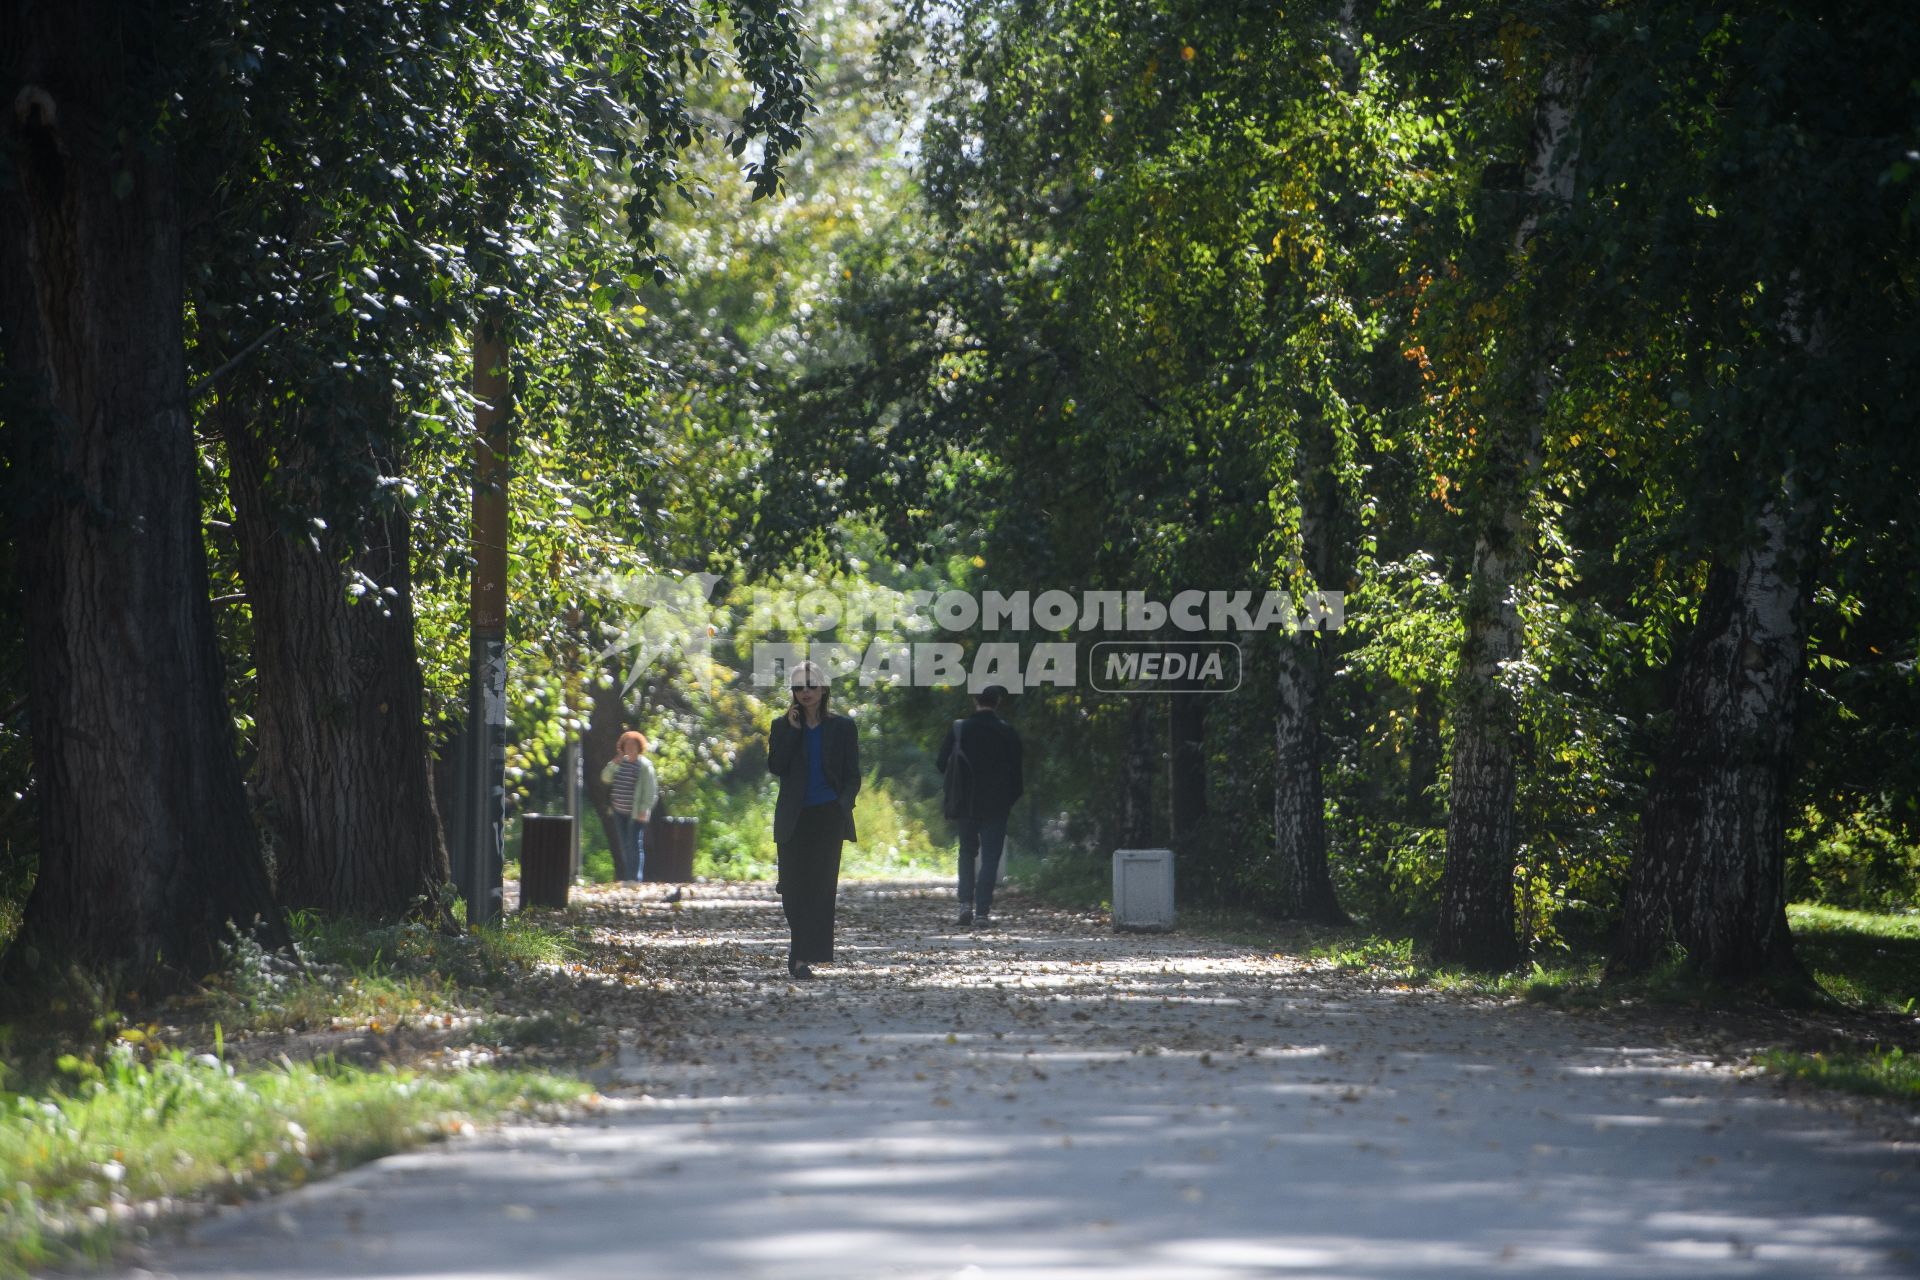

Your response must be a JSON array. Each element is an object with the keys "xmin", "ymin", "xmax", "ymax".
[{"xmin": 134, "ymin": 880, "xmax": 1920, "ymax": 1279}]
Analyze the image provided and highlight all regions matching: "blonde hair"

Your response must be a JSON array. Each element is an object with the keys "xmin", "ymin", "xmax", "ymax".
[{"xmin": 789, "ymin": 660, "xmax": 831, "ymax": 719}]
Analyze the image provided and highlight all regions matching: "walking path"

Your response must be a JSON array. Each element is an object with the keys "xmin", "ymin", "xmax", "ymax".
[{"xmin": 123, "ymin": 879, "xmax": 1920, "ymax": 1278}]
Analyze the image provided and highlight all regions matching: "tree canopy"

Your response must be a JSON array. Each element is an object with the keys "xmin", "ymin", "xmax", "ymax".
[{"xmin": 2, "ymin": 0, "xmax": 1916, "ymax": 994}]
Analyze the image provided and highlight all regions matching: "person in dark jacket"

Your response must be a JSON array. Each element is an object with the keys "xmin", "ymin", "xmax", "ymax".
[
  {"xmin": 767, "ymin": 660, "xmax": 860, "ymax": 978},
  {"xmin": 936, "ymin": 684, "xmax": 1024, "ymax": 927}
]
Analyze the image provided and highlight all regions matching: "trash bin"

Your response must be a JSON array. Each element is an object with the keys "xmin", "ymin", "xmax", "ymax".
[
  {"xmin": 1112, "ymin": 847, "xmax": 1174, "ymax": 932},
  {"xmin": 645, "ymin": 816, "xmax": 698, "ymax": 883},
  {"xmin": 520, "ymin": 814, "xmax": 573, "ymax": 909}
]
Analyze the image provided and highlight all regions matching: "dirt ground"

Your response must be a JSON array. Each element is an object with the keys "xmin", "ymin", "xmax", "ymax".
[{"xmin": 121, "ymin": 877, "xmax": 1920, "ymax": 1279}]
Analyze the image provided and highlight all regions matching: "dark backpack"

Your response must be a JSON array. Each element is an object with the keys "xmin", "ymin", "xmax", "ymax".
[{"xmin": 941, "ymin": 719, "xmax": 972, "ymax": 820}]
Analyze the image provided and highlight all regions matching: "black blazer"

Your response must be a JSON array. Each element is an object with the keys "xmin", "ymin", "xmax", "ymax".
[
  {"xmin": 936, "ymin": 710, "xmax": 1025, "ymax": 822},
  {"xmin": 768, "ymin": 712, "xmax": 861, "ymax": 843}
]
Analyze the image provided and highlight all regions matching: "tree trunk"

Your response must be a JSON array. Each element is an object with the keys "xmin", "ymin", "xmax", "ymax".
[
  {"xmin": 1122, "ymin": 697, "xmax": 1155, "ymax": 847},
  {"xmin": 583, "ymin": 670, "xmax": 628, "ymax": 856},
  {"xmin": 1272, "ymin": 632, "xmax": 1347, "ymax": 922},
  {"xmin": 1168, "ymin": 693, "xmax": 1208, "ymax": 843},
  {"xmin": 1267, "ymin": 399, "xmax": 1348, "ymax": 924},
  {"xmin": 1434, "ymin": 62, "xmax": 1582, "ymax": 969},
  {"xmin": 1406, "ymin": 685, "xmax": 1442, "ymax": 826},
  {"xmin": 221, "ymin": 402, "xmax": 449, "ymax": 918},
  {"xmin": 1621, "ymin": 490, "xmax": 1814, "ymax": 979},
  {"xmin": 0, "ymin": 5, "xmax": 284, "ymax": 992},
  {"xmin": 1435, "ymin": 529, "xmax": 1525, "ymax": 968}
]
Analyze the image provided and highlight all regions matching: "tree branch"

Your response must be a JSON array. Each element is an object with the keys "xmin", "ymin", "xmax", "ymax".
[{"xmin": 189, "ymin": 323, "xmax": 286, "ymax": 402}]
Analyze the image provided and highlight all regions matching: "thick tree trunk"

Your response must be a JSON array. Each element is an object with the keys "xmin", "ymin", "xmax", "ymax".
[
  {"xmin": 1168, "ymin": 693, "xmax": 1208, "ymax": 843},
  {"xmin": 0, "ymin": 6, "xmax": 284, "ymax": 992},
  {"xmin": 1433, "ymin": 63, "xmax": 1581, "ymax": 969},
  {"xmin": 1622, "ymin": 491, "xmax": 1814, "ymax": 979},
  {"xmin": 221, "ymin": 405, "xmax": 449, "ymax": 918},
  {"xmin": 1122, "ymin": 697, "xmax": 1155, "ymax": 847}
]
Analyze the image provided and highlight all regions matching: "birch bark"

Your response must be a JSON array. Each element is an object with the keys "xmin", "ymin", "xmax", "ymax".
[{"xmin": 1435, "ymin": 61, "xmax": 1583, "ymax": 967}]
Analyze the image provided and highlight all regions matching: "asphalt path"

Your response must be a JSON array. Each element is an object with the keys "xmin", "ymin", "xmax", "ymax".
[{"xmin": 118, "ymin": 879, "xmax": 1920, "ymax": 1279}]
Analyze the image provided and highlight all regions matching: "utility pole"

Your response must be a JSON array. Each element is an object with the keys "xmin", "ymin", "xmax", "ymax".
[
  {"xmin": 463, "ymin": 322, "xmax": 511, "ymax": 926},
  {"xmin": 564, "ymin": 606, "xmax": 584, "ymax": 881}
]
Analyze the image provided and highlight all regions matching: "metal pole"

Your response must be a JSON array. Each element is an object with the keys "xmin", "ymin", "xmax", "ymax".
[
  {"xmin": 466, "ymin": 322, "xmax": 510, "ymax": 927},
  {"xmin": 564, "ymin": 740, "xmax": 582, "ymax": 879},
  {"xmin": 446, "ymin": 721, "xmax": 471, "ymax": 916}
]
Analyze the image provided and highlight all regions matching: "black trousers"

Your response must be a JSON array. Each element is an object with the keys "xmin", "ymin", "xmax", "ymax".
[{"xmin": 778, "ymin": 802, "xmax": 844, "ymax": 967}]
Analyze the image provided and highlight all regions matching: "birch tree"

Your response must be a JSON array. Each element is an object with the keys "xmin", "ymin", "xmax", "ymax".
[{"xmin": 1433, "ymin": 53, "xmax": 1586, "ymax": 969}]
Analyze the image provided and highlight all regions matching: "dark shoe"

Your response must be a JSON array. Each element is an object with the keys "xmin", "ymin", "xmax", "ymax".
[
  {"xmin": 974, "ymin": 912, "xmax": 992, "ymax": 928},
  {"xmin": 954, "ymin": 909, "xmax": 974, "ymax": 926},
  {"xmin": 788, "ymin": 962, "xmax": 815, "ymax": 980}
]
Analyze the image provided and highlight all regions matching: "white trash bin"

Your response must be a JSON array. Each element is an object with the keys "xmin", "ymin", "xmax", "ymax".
[{"xmin": 1112, "ymin": 847, "xmax": 1175, "ymax": 932}]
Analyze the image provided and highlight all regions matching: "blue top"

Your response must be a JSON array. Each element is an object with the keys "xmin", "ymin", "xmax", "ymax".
[{"xmin": 802, "ymin": 721, "xmax": 838, "ymax": 805}]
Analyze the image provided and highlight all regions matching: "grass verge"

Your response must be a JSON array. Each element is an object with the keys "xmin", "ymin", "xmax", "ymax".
[
  {"xmin": 0, "ymin": 908, "xmax": 603, "ymax": 1277},
  {"xmin": 1784, "ymin": 903, "xmax": 1920, "ymax": 1014},
  {"xmin": 1757, "ymin": 1046, "xmax": 1920, "ymax": 1104},
  {"xmin": 0, "ymin": 1048, "xmax": 587, "ymax": 1279}
]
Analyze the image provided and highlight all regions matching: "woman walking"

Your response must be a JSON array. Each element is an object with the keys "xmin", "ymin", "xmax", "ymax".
[{"xmin": 767, "ymin": 660, "xmax": 859, "ymax": 978}]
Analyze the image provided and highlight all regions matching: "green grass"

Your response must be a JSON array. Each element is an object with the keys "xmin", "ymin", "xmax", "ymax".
[
  {"xmin": 465, "ymin": 1011, "xmax": 597, "ymax": 1050},
  {"xmin": 199, "ymin": 911, "xmax": 582, "ymax": 1040},
  {"xmin": 1785, "ymin": 903, "xmax": 1920, "ymax": 1014},
  {"xmin": 1759, "ymin": 1046, "xmax": 1920, "ymax": 1103},
  {"xmin": 1284, "ymin": 932, "xmax": 1619, "ymax": 1006},
  {"xmin": 0, "ymin": 1047, "xmax": 587, "ymax": 1278},
  {"xmin": 0, "ymin": 908, "xmax": 601, "ymax": 1275},
  {"xmin": 1749, "ymin": 907, "xmax": 1920, "ymax": 1104}
]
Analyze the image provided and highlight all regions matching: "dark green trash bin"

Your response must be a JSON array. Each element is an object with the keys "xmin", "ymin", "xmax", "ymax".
[
  {"xmin": 645, "ymin": 816, "xmax": 698, "ymax": 883},
  {"xmin": 520, "ymin": 814, "xmax": 573, "ymax": 909}
]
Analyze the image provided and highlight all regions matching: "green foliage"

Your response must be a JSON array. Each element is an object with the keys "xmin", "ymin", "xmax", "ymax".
[
  {"xmin": 575, "ymin": 816, "xmax": 619, "ymax": 886},
  {"xmin": 755, "ymin": 0, "xmax": 1920, "ymax": 976},
  {"xmin": 680, "ymin": 769, "xmax": 948, "ymax": 881},
  {"xmin": 7, "ymin": 0, "xmax": 1919, "ymax": 1022},
  {"xmin": 0, "ymin": 1048, "xmax": 585, "ymax": 1278},
  {"xmin": 1309, "ymin": 935, "xmax": 1416, "ymax": 976},
  {"xmin": 689, "ymin": 780, "xmax": 781, "ymax": 881},
  {"xmin": 487, "ymin": 0, "xmax": 920, "ymax": 853},
  {"xmin": 0, "ymin": 870, "xmax": 21, "ymax": 958},
  {"xmin": 1789, "ymin": 804, "xmax": 1920, "ymax": 916},
  {"xmin": 1006, "ymin": 849, "xmax": 1113, "ymax": 916},
  {"xmin": 843, "ymin": 772, "xmax": 949, "ymax": 877},
  {"xmin": 1759, "ymin": 1047, "xmax": 1920, "ymax": 1105}
]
